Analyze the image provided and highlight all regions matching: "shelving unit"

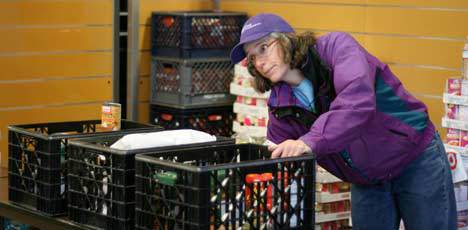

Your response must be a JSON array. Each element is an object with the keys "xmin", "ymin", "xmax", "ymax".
[{"xmin": 441, "ymin": 78, "xmax": 468, "ymax": 229}]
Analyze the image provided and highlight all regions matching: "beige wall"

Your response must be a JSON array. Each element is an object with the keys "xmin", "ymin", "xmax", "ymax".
[{"xmin": 0, "ymin": 0, "xmax": 114, "ymax": 167}]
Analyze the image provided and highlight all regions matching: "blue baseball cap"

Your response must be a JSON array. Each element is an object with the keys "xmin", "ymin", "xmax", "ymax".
[{"xmin": 230, "ymin": 13, "xmax": 295, "ymax": 64}]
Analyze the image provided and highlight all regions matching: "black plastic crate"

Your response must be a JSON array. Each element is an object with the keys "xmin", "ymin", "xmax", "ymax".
[
  {"xmin": 67, "ymin": 134, "xmax": 234, "ymax": 230},
  {"xmin": 9, "ymin": 173, "xmax": 67, "ymax": 216},
  {"xmin": 151, "ymin": 11, "xmax": 246, "ymax": 58},
  {"xmin": 151, "ymin": 57, "xmax": 235, "ymax": 109},
  {"xmin": 135, "ymin": 144, "xmax": 316, "ymax": 230},
  {"xmin": 150, "ymin": 104, "xmax": 234, "ymax": 137},
  {"xmin": 7, "ymin": 119, "xmax": 160, "ymax": 216}
]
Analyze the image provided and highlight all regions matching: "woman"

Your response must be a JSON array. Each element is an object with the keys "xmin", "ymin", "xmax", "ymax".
[{"xmin": 230, "ymin": 13, "xmax": 456, "ymax": 229}]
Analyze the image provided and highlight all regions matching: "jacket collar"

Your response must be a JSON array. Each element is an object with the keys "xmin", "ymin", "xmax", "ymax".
[{"xmin": 268, "ymin": 48, "xmax": 315, "ymax": 110}]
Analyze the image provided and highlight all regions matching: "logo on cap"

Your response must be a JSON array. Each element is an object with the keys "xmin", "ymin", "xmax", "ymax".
[{"xmin": 241, "ymin": 22, "xmax": 262, "ymax": 34}]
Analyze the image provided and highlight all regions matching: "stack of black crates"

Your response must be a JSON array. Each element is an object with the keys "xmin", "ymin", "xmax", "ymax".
[
  {"xmin": 150, "ymin": 11, "xmax": 247, "ymax": 137},
  {"xmin": 7, "ymin": 120, "xmax": 158, "ymax": 217}
]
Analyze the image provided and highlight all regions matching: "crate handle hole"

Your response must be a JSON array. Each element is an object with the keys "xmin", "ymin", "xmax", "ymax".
[
  {"xmin": 162, "ymin": 63, "xmax": 176, "ymax": 75},
  {"xmin": 208, "ymin": 114, "xmax": 222, "ymax": 121}
]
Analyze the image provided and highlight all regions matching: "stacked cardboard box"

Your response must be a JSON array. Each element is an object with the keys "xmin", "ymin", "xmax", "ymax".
[
  {"xmin": 315, "ymin": 167, "xmax": 352, "ymax": 229},
  {"xmin": 230, "ymin": 59, "xmax": 270, "ymax": 143}
]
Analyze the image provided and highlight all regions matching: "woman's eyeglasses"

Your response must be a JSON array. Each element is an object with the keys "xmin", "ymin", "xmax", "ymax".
[{"xmin": 247, "ymin": 39, "xmax": 279, "ymax": 62}]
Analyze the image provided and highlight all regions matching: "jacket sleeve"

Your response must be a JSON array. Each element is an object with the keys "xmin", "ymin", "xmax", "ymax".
[{"xmin": 299, "ymin": 32, "xmax": 376, "ymax": 156}]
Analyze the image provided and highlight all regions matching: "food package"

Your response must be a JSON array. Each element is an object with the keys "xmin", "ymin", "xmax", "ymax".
[
  {"xmin": 448, "ymin": 78, "xmax": 462, "ymax": 95},
  {"xmin": 446, "ymin": 128, "xmax": 461, "ymax": 146}
]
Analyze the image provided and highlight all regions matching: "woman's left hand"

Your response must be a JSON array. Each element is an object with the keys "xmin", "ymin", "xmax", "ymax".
[{"xmin": 269, "ymin": 139, "xmax": 312, "ymax": 158}]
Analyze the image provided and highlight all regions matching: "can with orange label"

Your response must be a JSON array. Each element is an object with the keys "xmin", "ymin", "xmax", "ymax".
[{"xmin": 101, "ymin": 102, "xmax": 121, "ymax": 131}]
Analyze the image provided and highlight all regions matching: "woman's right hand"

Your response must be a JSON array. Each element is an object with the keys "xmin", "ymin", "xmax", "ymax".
[{"xmin": 269, "ymin": 139, "xmax": 312, "ymax": 158}]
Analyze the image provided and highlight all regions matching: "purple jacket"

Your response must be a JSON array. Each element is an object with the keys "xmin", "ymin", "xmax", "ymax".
[{"xmin": 267, "ymin": 32, "xmax": 435, "ymax": 185}]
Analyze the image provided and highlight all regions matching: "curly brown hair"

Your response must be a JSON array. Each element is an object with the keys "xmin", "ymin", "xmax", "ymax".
[{"xmin": 247, "ymin": 32, "xmax": 317, "ymax": 93}]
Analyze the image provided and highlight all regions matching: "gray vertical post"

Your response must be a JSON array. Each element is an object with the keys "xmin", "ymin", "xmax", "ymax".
[
  {"xmin": 127, "ymin": 0, "xmax": 140, "ymax": 120},
  {"xmin": 180, "ymin": 60, "xmax": 193, "ymax": 105},
  {"xmin": 112, "ymin": 0, "xmax": 120, "ymax": 103},
  {"xmin": 213, "ymin": 0, "xmax": 221, "ymax": 12}
]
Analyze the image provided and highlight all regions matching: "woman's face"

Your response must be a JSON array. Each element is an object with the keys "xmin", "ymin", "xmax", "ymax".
[{"xmin": 244, "ymin": 36, "xmax": 290, "ymax": 83}]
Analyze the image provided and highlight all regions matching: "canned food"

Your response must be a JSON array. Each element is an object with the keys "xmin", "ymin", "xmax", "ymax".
[
  {"xmin": 245, "ymin": 173, "xmax": 273, "ymax": 212},
  {"xmin": 101, "ymin": 102, "xmax": 121, "ymax": 131}
]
